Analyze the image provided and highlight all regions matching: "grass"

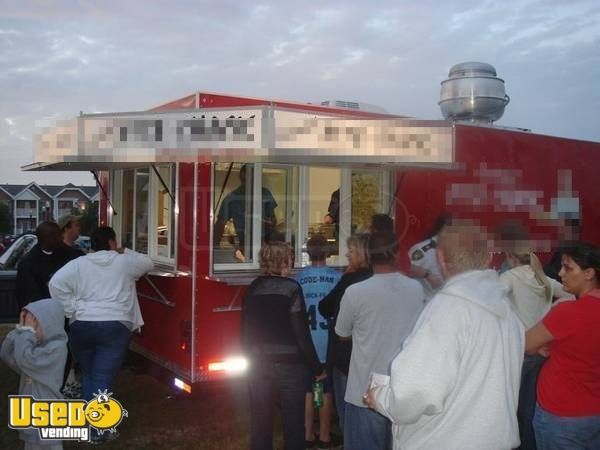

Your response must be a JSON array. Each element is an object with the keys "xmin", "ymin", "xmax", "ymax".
[{"xmin": 0, "ymin": 323, "xmax": 286, "ymax": 450}]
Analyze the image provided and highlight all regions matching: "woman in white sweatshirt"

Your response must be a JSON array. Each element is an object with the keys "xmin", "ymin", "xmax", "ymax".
[
  {"xmin": 500, "ymin": 252, "xmax": 573, "ymax": 329},
  {"xmin": 49, "ymin": 227, "xmax": 153, "ymax": 443}
]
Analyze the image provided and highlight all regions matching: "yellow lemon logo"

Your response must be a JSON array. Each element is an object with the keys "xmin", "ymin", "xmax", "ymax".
[{"xmin": 84, "ymin": 392, "xmax": 127, "ymax": 431}]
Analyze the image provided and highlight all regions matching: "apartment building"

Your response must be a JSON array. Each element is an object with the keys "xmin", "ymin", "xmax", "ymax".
[{"xmin": 0, "ymin": 182, "xmax": 98, "ymax": 235}]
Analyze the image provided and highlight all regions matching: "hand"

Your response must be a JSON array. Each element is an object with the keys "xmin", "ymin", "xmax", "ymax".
[
  {"xmin": 538, "ymin": 345, "xmax": 551, "ymax": 357},
  {"xmin": 19, "ymin": 309, "xmax": 27, "ymax": 327},
  {"xmin": 323, "ymin": 214, "xmax": 334, "ymax": 225},
  {"xmin": 20, "ymin": 310, "xmax": 41, "ymax": 339},
  {"xmin": 363, "ymin": 388, "xmax": 376, "ymax": 409},
  {"xmin": 115, "ymin": 247, "xmax": 125, "ymax": 254},
  {"xmin": 23, "ymin": 311, "xmax": 37, "ymax": 329},
  {"xmin": 315, "ymin": 370, "xmax": 327, "ymax": 382},
  {"xmin": 234, "ymin": 249, "xmax": 246, "ymax": 262},
  {"xmin": 426, "ymin": 274, "xmax": 443, "ymax": 288}
]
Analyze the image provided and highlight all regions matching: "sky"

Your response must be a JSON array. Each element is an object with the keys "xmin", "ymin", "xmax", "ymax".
[{"xmin": 1, "ymin": 0, "xmax": 599, "ymax": 185}]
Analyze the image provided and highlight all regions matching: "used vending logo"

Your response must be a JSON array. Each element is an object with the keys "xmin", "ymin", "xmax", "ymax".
[{"xmin": 8, "ymin": 390, "xmax": 127, "ymax": 442}]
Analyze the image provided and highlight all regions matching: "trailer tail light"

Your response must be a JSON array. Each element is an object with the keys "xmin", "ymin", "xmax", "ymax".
[
  {"xmin": 173, "ymin": 378, "xmax": 192, "ymax": 393},
  {"xmin": 208, "ymin": 357, "xmax": 248, "ymax": 374}
]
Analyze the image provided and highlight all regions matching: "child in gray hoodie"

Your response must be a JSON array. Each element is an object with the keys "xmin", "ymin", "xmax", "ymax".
[{"xmin": 1, "ymin": 298, "xmax": 68, "ymax": 450}]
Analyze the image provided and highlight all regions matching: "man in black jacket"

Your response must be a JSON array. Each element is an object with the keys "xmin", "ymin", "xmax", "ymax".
[
  {"xmin": 16, "ymin": 221, "xmax": 84, "ymax": 398},
  {"xmin": 16, "ymin": 221, "xmax": 82, "ymax": 308}
]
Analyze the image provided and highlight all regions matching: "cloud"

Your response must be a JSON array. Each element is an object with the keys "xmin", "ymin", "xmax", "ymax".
[{"xmin": 0, "ymin": 0, "xmax": 598, "ymax": 184}]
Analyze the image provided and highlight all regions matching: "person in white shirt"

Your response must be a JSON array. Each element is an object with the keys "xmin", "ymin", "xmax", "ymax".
[
  {"xmin": 500, "ymin": 252, "xmax": 574, "ymax": 329},
  {"xmin": 49, "ymin": 226, "xmax": 152, "ymax": 443},
  {"xmin": 365, "ymin": 219, "xmax": 524, "ymax": 450},
  {"xmin": 336, "ymin": 232, "xmax": 425, "ymax": 450}
]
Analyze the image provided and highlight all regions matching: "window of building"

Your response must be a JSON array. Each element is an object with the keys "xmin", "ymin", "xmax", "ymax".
[
  {"xmin": 151, "ymin": 164, "xmax": 176, "ymax": 261},
  {"xmin": 211, "ymin": 163, "xmax": 392, "ymax": 272},
  {"xmin": 351, "ymin": 170, "xmax": 391, "ymax": 234},
  {"xmin": 303, "ymin": 167, "xmax": 342, "ymax": 266},
  {"xmin": 263, "ymin": 164, "xmax": 298, "ymax": 254},
  {"xmin": 134, "ymin": 168, "xmax": 149, "ymax": 254},
  {"xmin": 213, "ymin": 163, "xmax": 256, "ymax": 266},
  {"xmin": 213, "ymin": 163, "xmax": 298, "ymax": 270},
  {"xmin": 111, "ymin": 164, "xmax": 177, "ymax": 266}
]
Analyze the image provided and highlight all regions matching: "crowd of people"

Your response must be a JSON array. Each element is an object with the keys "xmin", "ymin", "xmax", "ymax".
[
  {"xmin": 241, "ymin": 215, "xmax": 600, "ymax": 450},
  {"xmin": 1, "ymin": 218, "xmax": 153, "ymax": 448},
  {"xmin": 2, "ymin": 211, "xmax": 600, "ymax": 450}
]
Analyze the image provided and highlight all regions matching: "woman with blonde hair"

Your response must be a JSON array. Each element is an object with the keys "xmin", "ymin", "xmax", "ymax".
[
  {"xmin": 241, "ymin": 241, "xmax": 325, "ymax": 450},
  {"xmin": 501, "ymin": 251, "xmax": 573, "ymax": 329},
  {"xmin": 318, "ymin": 233, "xmax": 372, "ymax": 435}
]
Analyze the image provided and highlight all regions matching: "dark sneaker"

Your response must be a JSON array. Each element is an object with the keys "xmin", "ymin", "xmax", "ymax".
[
  {"xmin": 62, "ymin": 380, "xmax": 83, "ymax": 399},
  {"xmin": 321, "ymin": 433, "xmax": 343, "ymax": 449},
  {"xmin": 317, "ymin": 440, "xmax": 331, "ymax": 449},
  {"xmin": 305, "ymin": 437, "xmax": 316, "ymax": 449}
]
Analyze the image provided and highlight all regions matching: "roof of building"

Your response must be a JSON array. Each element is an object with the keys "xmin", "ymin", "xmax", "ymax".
[
  {"xmin": 1, "ymin": 184, "xmax": 27, "ymax": 197},
  {"xmin": 0, "ymin": 183, "xmax": 98, "ymax": 199}
]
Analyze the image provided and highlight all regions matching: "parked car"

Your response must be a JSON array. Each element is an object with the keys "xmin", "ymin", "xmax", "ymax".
[
  {"xmin": 0, "ymin": 234, "xmax": 37, "ymax": 270},
  {"xmin": 2, "ymin": 234, "xmax": 15, "ymax": 248}
]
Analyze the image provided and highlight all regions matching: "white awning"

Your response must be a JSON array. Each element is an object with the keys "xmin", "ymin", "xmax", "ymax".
[{"xmin": 25, "ymin": 105, "xmax": 455, "ymax": 171}]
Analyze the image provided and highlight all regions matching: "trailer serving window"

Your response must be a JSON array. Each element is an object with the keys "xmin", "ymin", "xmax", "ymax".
[
  {"xmin": 212, "ymin": 163, "xmax": 391, "ymax": 272},
  {"xmin": 213, "ymin": 163, "xmax": 298, "ymax": 268},
  {"xmin": 111, "ymin": 164, "xmax": 177, "ymax": 266}
]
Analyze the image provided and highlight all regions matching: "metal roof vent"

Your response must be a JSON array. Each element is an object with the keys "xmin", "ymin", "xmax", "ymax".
[
  {"xmin": 439, "ymin": 62, "xmax": 510, "ymax": 123},
  {"xmin": 319, "ymin": 100, "xmax": 388, "ymax": 114}
]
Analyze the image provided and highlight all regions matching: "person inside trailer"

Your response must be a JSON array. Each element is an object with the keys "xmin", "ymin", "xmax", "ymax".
[
  {"xmin": 323, "ymin": 189, "xmax": 340, "ymax": 226},
  {"xmin": 323, "ymin": 188, "xmax": 340, "ymax": 246},
  {"xmin": 214, "ymin": 164, "xmax": 278, "ymax": 262}
]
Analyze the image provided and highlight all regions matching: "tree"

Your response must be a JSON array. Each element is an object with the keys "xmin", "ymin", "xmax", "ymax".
[
  {"xmin": 0, "ymin": 202, "xmax": 12, "ymax": 234},
  {"xmin": 72, "ymin": 201, "xmax": 99, "ymax": 236}
]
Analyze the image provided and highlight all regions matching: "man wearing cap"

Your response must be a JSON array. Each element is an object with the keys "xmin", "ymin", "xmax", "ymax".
[{"xmin": 58, "ymin": 214, "xmax": 85, "ymax": 254}]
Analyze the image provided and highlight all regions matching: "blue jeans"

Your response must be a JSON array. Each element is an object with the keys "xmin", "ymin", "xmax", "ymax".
[
  {"xmin": 533, "ymin": 404, "xmax": 600, "ymax": 450},
  {"xmin": 247, "ymin": 361, "xmax": 310, "ymax": 450},
  {"xmin": 69, "ymin": 321, "xmax": 131, "ymax": 401},
  {"xmin": 344, "ymin": 402, "xmax": 390, "ymax": 450},
  {"xmin": 332, "ymin": 368, "xmax": 348, "ymax": 434}
]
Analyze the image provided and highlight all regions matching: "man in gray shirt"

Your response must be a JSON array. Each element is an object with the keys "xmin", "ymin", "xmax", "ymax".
[{"xmin": 336, "ymin": 232, "xmax": 426, "ymax": 450}]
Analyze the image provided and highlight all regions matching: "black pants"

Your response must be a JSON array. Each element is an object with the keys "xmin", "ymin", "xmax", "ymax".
[
  {"xmin": 518, "ymin": 354, "xmax": 546, "ymax": 450},
  {"xmin": 61, "ymin": 318, "xmax": 73, "ymax": 389},
  {"xmin": 248, "ymin": 361, "xmax": 310, "ymax": 450}
]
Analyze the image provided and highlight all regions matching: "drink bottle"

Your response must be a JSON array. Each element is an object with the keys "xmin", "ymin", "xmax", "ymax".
[{"xmin": 312, "ymin": 381, "xmax": 324, "ymax": 409}]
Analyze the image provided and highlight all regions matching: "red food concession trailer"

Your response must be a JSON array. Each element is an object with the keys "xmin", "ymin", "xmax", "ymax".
[{"xmin": 26, "ymin": 83, "xmax": 600, "ymax": 392}]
